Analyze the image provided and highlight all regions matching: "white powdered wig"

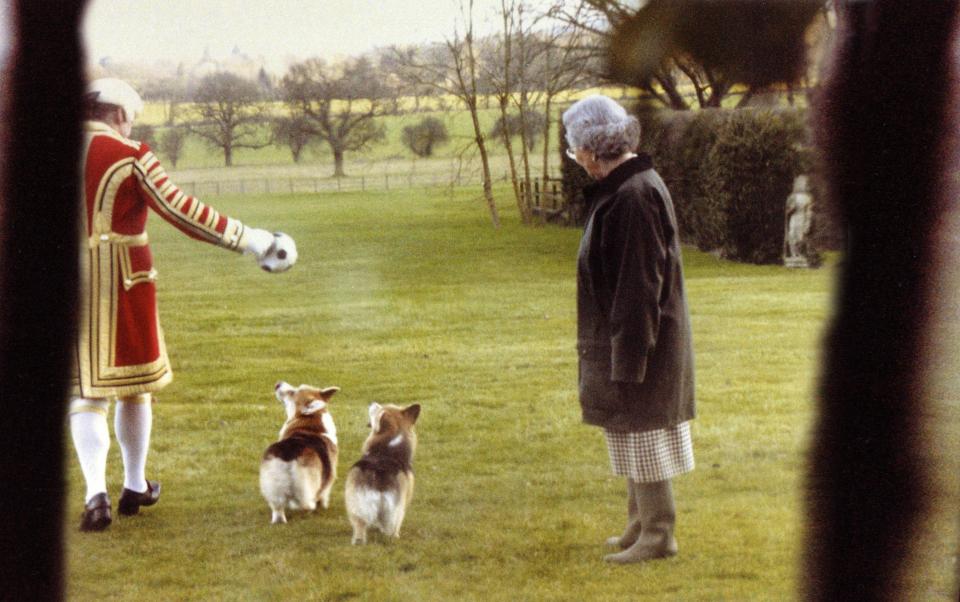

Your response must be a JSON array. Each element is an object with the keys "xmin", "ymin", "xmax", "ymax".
[
  {"xmin": 562, "ymin": 95, "xmax": 640, "ymax": 160},
  {"xmin": 87, "ymin": 78, "xmax": 144, "ymax": 121}
]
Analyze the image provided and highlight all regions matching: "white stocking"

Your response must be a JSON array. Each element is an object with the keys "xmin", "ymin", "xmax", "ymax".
[
  {"xmin": 115, "ymin": 394, "xmax": 152, "ymax": 493},
  {"xmin": 69, "ymin": 398, "xmax": 110, "ymax": 503}
]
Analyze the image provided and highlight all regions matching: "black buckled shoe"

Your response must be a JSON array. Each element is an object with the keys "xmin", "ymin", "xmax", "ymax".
[
  {"xmin": 80, "ymin": 493, "xmax": 112, "ymax": 532},
  {"xmin": 117, "ymin": 480, "xmax": 161, "ymax": 516}
]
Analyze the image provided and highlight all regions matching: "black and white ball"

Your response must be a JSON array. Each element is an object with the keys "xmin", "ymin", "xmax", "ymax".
[{"xmin": 258, "ymin": 232, "xmax": 298, "ymax": 273}]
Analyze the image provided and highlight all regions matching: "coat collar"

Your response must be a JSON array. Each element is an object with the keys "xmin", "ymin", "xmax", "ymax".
[
  {"xmin": 583, "ymin": 153, "xmax": 654, "ymax": 200},
  {"xmin": 84, "ymin": 120, "xmax": 114, "ymax": 133}
]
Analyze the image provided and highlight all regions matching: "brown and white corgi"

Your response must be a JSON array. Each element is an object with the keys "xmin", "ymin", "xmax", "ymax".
[
  {"xmin": 259, "ymin": 381, "xmax": 339, "ymax": 524},
  {"xmin": 344, "ymin": 402, "xmax": 421, "ymax": 544}
]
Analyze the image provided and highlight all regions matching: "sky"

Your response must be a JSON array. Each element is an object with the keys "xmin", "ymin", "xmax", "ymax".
[{"xmin": 81, "ymin": 0, "xmax": 527, "ymax": 69}]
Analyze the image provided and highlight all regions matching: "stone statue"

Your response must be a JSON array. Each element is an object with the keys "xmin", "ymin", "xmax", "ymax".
[{"xmin": 784, "ymin": 175, "xmax": 816, "ymax": 268}]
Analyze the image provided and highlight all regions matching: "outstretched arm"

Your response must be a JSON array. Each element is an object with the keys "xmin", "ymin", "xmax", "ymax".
[{"xmin": 132, "ymin": 146, "xmax": 271, "ymax": 255}]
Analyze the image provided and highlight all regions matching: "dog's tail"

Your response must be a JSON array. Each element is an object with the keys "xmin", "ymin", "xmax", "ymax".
[{"xmin": 346, "ymin": 479, "xmax": 399, "ymax": 528}]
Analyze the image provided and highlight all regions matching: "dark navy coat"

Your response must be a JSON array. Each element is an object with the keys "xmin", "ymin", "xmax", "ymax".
[{"xmin": 576, "ymin": 154, "xmax": 695, "ymax": 431}]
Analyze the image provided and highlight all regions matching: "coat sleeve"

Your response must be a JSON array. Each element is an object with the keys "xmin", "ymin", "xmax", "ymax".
[
  {"xmin": 599, "ymin": 186, "xmax": 667, "ymax": 383},
  {"xmin": 132, "ymin": 144, "xmax": 258, "ymax": 253}
]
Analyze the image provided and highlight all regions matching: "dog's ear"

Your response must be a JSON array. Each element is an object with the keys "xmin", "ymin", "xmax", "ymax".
[
  {"xmin": 319, "ymin": 386, "xmax": 340, "ymax": 401},
  {"xmin": 301, "ymin": 400, "xmax": 326, "ymax": 415},
  {"xmin": 275, "ymin": 381, "xmax": 294, "ymax": 402},
  {"xmin": 368, "ymin": 402, "xmax": 383, "ymax": 432},
  {"xmin": 403, "ymin": 404, "xmax": 421, "ymax": 424}
]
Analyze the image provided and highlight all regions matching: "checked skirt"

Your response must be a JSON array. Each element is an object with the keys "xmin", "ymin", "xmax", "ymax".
[{"xmin": 604, "ymin": 422, "xmax": 694, "ymax": 482}]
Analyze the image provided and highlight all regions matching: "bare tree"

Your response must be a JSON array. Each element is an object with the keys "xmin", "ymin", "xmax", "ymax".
[
  {"xmin": 377, "ymin": 48, "xmax": 437, "ymax": 113},
  {"xmin": 512, "ymin": 3, "xmax": 539, "ymax": 217},
  {"xmin": 159, "ymin": 127, "xmax": 187, "ymax": 168},
  {"xmin": 141, "ymin": 73, "xmax": 187, "ymax": 125},
  {"xmin": 271, "ymin": 114, "xmax": 315, "ymax": 163},
  {"xmin": 383, "ymin": 46, "xmax": 443, "ymax": 112},
  {"xmin": 483, "ymin": 2, "xmax": 594, "ymax": 223},
  {"xmin": 483, "ymin": 0, "xmax": 529, "ymax": 223},
  {"xmin": 391, "ymin": 1, "xmax": 500, "ymax": 228},
  {"xmin": 280, "ymin": 57, "xmax": 387, "ymax": 177},
  {"xmin": 186, "ymin": 72, "xmax": 270, "ymax": 167},
  {"xmin": 522, "ymin": 9, "xmax": 593, "ymax": 189}
]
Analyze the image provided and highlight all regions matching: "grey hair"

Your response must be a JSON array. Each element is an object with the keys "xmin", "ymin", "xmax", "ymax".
[{"xmin": 562, "ymin": 95, "xmax": 640, "ymax": 160}]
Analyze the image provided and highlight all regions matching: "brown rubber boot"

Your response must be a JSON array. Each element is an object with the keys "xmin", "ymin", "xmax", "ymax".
[
  {"xmin": 605, "ymin": 478, "xmax": 642, "ymax": 549},
  {"xmin": 604, "ymin": 479, "xmax": 677, "ymax": 564}
]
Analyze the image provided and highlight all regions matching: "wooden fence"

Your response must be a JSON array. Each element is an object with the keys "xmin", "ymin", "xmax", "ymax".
[
  {"xmin": 176, "ymin": 168, "xmax": 562, "ymax": 200},
  {"xmin": 176, "ymin": 171, "xmax": 573, "ymax": 223},
  {"xmin": 177, "ymin": 170, "xmax": 473, "ymax": 197},
  {"xmin": 522, "ymin": 177, "xmax": 571, "ymax": 224}
]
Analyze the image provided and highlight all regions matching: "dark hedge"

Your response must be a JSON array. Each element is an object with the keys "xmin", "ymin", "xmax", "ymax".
[{"xmin": 560, "ymin": 105, "xmax": 837, "ymax": 265}]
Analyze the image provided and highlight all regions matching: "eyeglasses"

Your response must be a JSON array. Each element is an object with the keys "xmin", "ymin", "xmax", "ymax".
[{"xmin": 565, "ymin": 147, "xmax": 578, "ymax": 161}]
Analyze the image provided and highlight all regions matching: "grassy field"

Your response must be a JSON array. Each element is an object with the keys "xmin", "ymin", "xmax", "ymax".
[
  {"xmin": 146, "ymin": 84, "xmax": 797, "ymax": 178},
  {"xmin": 156, "ymin": 105, "xmax": 566, "ymax": 193},
  {"xmin": 144, "ymin": 87, "xmax": 635, "ymax": 174},
  {"xmin": 64, "ymin": 185, "xmax": 833, "ymax": 600}
]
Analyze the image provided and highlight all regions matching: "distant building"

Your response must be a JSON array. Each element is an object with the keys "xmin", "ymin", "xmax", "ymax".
[{"xmin": 90, "ymin": 46, "xmax": 273, "ymax": 92}]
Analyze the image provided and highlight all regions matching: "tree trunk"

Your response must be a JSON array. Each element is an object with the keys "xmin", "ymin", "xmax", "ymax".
[
  {"xmin": 333, "ymin": 148, "xmax": 346, "ymax": 177},
  {"xmin": 224, "ymin": 145, "xmax": 233, "ymax": 167},
  {"xmin": 499, "ymin": 100, "xmax": 526, "ymax": 224},
  {"xmin": 517, "ymin": 90, "xmax": 534, "ymax": 223},
  {"xmin": 467, "ymin": 101, "xmax": 499, "ymax": 228},
  {"xmin": 541, "ymin": 97, "xmax": 553, "ymax": 190}
]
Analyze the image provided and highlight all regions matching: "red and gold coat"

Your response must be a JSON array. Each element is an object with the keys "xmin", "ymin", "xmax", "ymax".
[{"xmin": 72, "ymin": 121, "xmax": 256, "ymax": 398}]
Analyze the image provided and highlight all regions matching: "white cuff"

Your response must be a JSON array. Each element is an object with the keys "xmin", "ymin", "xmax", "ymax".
[{"xmin": 240, "ymin": 227, "xmax": 274, "ymax": 258}]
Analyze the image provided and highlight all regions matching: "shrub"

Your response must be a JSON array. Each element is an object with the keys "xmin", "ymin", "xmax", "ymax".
[
  {"xmin": 561, "ymin": 105, "xmax": 827, "ymax": 264},
  {"xmin": 558, "ymin": 115, "xmax": 593, "ymax": 225},
  {"xmin": 131, "ymin": 124, "xmax": 157, "ymax": 149},
  {"xmin": 640, "ymin": 109, "xmax": 723, "ymax": 249},
  {"xmin": 490, "ymin": 111, "xmax": 544, "ymax": 151},
  {"xmin": 705, "ymin": 110, "xmax": 807, "ymax": 263},
  {"xmin": 402, "ymin": 117, "xmax": 449, "ymax": 158},
  {"xmin": 159, "ymin": 127, "xmax": 187, "ymax": 168}
]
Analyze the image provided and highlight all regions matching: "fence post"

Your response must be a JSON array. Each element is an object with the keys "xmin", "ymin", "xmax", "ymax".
[
  {"xmin": 385, "ymin": 174, "xmax": 390, "ymax": 191},
  {"xmin": 552, "ymin": 182, "xmax": 559, "ymax": 210},
  {"xmin": 534, "ymin": 180, "xmax": 541, "ymax": 207}
]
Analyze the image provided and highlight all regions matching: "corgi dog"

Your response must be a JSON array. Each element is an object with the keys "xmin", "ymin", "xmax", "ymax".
[
  {"xmin": 259, "ymin": 381, "xmax": 339, "ymax": 524},
  {"xmin": 344, "ymin": 402, "xmax": 421, "ymax": 544}
]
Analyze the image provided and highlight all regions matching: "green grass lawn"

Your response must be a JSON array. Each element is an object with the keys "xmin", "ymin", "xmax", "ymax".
[{"xmin": 65, "ymin": 185, "xmax": 832, "ymax": 600}]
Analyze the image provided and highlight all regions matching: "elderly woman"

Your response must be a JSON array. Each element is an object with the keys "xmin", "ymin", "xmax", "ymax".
[{"xmin": 563, "ymin": 95, "xmax": 695, "ymax": 563}]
